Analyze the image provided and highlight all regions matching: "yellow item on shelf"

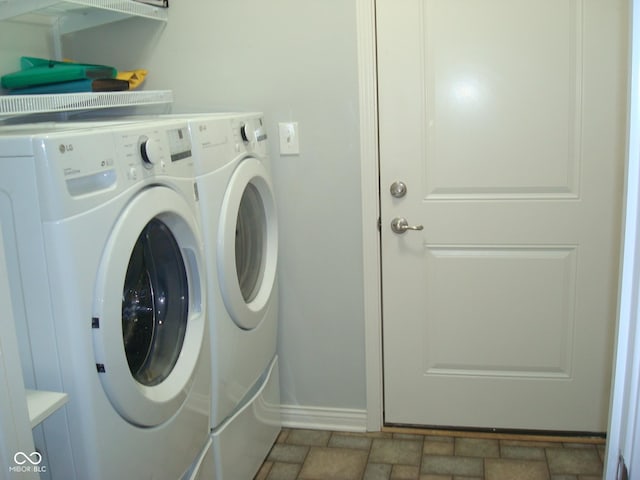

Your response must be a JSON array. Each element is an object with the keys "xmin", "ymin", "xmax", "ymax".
[{"xmin": 116, "ymin": 69, "xmax": 148, "ymax": 90}]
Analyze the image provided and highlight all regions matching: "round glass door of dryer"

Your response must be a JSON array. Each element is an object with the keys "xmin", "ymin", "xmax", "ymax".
[
  {"xmin": 218, "ymin": 157, "xmax": 278, "ymax": 330},
  {"xmin": 92, "ymin": 186, "xmax": 206, "ymax": 427},
  {"xmin": 235, "ymin": 183, "xmax": 267, "ymax": 303}
]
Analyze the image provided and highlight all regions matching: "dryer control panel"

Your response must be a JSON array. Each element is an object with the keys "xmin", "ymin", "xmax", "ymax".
[
  {"xmin": 240, "ymin": 120, "xmax": 267, "ymax": 144},
  {"xmin": 233, "ymin": 115, "xmax": 268, "ymax": 158},
  {"xmin": 187, "ymin": 113, "xmax": 269, "ymax": 175}
]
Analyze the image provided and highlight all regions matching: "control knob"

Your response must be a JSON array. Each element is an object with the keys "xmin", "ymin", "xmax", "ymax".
[
  {"xmin": 240, "ymin": 123, "xmax": 251, "ymax": 143},
  {"xmin": 139, "ymin": 135, "xmax": 161, "ymax": 168}
]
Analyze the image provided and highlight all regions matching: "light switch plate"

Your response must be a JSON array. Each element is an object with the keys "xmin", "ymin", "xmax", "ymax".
[{"xmin": 279, "ymin": 122, "xmax": 299, "ymax": 155}]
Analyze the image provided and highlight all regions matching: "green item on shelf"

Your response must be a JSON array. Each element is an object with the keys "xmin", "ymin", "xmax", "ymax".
[
  {"xmin": 8, "ymin": 78, "xmax": 130, "ymax": 95},
  {"xmin": 1, "ymin": 57, "xmax": 117, "ymax": 90}
]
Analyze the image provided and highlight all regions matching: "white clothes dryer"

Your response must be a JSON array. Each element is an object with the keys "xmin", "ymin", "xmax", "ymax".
[
  {"xmin": 0, "ymin": 119, "xmax": 212, "ymax": 480},
  {"xmin": 186, "ymin": 113, "xmax": 281, "ymax": 480}
]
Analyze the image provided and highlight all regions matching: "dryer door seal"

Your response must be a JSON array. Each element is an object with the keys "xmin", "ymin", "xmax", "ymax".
[
  {"xmin": 218, "ymin": 156, "xmax": 278, "ymax": 330},
  {"xmin": 93, "ymin": 186, "xmax": 206, "ymax": 427}
]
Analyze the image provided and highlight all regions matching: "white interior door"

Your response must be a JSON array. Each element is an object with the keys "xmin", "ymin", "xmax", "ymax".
[{"xmin": 378, "ymin": 0, "xmax": 627, "ymax": 431}]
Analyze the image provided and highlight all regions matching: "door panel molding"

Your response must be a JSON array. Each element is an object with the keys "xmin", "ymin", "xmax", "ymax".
[
  {"xmin": 420, "ymin": 0, "xmax": 583, "ymax": 200},
  {"xmin": 422, "ymin": 245, "xmax": 577, "ymax": 379}
]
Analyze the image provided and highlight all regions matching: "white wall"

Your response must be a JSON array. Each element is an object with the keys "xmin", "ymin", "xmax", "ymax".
[
  {"xmin": 64, "ymin": 0, "xmax": 367, "ymax": 412},
  {"xmin": 0, "ymin": 18, "xmax": 54, "ymax": 90}
]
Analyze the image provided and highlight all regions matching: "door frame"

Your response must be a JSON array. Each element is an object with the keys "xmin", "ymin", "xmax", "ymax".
[
  {"xmin": 357, "ymin": 0, "xmax": 632, "ymax": 434},
  {"xmin": 605, "ymin": 0, "xmax": 640, "ymax": 474},
  {"xmin": 356, "ymin": 0, "xmax": 383, "ymax": 432}
]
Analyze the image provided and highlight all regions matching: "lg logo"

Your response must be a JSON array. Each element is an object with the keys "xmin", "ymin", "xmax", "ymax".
[{"xmin": 58, "ymin": 143, "xmax": 74, "ymax": 153}]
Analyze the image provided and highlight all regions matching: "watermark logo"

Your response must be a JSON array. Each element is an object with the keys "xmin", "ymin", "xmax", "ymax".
[{"xmin": 9, "ymin": 452, "xmax": 46, "ymax": 473}]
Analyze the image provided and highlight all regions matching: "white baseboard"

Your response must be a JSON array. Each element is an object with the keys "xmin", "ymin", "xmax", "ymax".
[{"xmin": 280, "ymin": 404, "xmax": 368, "ymax": 432}]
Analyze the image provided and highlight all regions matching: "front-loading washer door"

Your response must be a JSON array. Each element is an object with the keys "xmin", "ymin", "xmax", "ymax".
[
  {"xmin": 92, "ymin": 186, "xmax": 205, "ymax": 427},
  {"xmin": 218, "ymin": 156, "xmax": 278, "ymax": 330}
]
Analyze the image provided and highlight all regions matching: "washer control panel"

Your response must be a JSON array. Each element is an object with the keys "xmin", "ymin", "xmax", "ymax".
[
  {"xmin": 30, "ymin": 119, "xmax": 195, "ymax": 221},
  {"xmin": 121, "ymin": 125, "xmax": 191, "ymax": 170},
  {"xmin": 115, "ymin": 122, "xmax": 194, "ymax": 182},
  {"xmin": 138, "ymin": 134, "xmax": 161, "ymax": 168}
]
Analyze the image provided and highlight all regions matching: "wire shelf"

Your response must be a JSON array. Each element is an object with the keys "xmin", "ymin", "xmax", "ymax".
[
  {"xmin": 0, "ymin": 90, "xmax": 173, "ymax": 117},
  {"xmin": 0, "ymin": 0, "xmax": 170, "ymax": 119},
  {"xmin": 0, "ymin": 0, "xmax": 167, "ymax": 24},
  {"xmin": 41, "ymin": 0, "xmax": 167, "ymax": 21}
]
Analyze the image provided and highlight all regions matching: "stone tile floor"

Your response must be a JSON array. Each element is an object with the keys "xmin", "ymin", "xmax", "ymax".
[{"xmin": 255, "ymin": 428, "xmax": 606, "ymax": 480}]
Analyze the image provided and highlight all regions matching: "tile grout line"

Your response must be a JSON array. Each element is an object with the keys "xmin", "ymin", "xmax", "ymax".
[{"xmin": 543, "ymin": 445, "xmax": 551, "ymax": 480}]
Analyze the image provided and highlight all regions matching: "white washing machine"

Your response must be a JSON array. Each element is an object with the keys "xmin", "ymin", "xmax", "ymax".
[
  {"xmin": 0, "ymin": 119, "xmax": 213, "ymax": 480},
  {"xmin": 185, "ymin": 113, "xmax": 281, "ymax": 480}
]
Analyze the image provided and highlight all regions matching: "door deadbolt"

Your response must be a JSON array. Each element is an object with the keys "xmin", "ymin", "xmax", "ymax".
[{"xmin": 390, "ymin": 181, "xmax": 407, "ymax": 198}]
